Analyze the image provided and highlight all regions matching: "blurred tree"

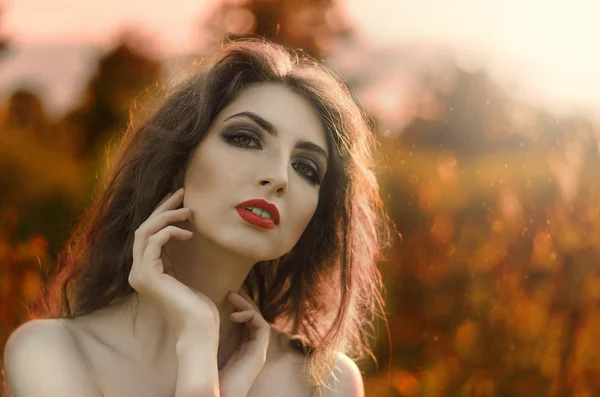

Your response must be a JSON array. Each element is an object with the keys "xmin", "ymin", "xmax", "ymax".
[
  {"xmin": 400, "ymin": 68, "xmax": 524, "ymax": 157},
  {"xmin": 0, "ymin": 88, "xmax": 85, "ymax": 241},
  {"xmin": 5, "ymin": 89, "xmax": 49, "ymax": 132},
  {"xmin": 0, "ymin": 34, "xmax": 162, "ymax": 357},
  {"xmin": 199, "ymin": 0, "xmax": 353, "ymax": 59},
  {"xmin": 63, "ymin": 31, "xmax": 161, "ymax": 157},
  {"xmin": 371, "ymin": 58, "xmax": 600, "ymax": 395},
  {"xmin": 3, "ymin": 2, "xmax": 600, "ymax": 394}
]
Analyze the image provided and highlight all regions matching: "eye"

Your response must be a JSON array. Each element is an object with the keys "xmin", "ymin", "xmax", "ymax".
[
  {"xmin": 222, "ymin": 130, "xmax": 262, "ymax": 149},
  {"xmin": 293, "ymin": 159, "xmax": 322, "ymax": 186}
]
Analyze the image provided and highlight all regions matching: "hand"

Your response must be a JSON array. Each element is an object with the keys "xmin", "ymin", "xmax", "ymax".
[
  {"xmin": 128, "ymin": 187, "xmax": 220, "ymax": 342},
  {"xmin": 218, "ymin": 290, "xmax": 271, "ymax": 397}
]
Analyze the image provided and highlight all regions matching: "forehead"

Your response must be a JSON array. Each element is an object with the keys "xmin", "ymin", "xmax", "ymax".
[{"xmin": 215, "ymin": 83, "xmax": 328, "ymax": 149}]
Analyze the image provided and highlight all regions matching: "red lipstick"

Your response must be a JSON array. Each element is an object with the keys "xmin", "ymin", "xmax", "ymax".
[{"xmin": 235, "ymin": 199, "xmax": 280, "ymax": 229}]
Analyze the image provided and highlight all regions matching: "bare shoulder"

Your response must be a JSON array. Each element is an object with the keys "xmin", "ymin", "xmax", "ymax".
[
  {"xmin": 262, "ymin": 350, "xmax": 364, "ymax": 397},
  {"xmin": 319, "ymin": 353, "xmax": 365, "ymax": 397},
  {"xmin": 3, "ymin": 319, "xmax": 103, "ymax": 397},
  {"xmin": 261, "ymin": 327, "xmax": 364, "ymax": 397},
  {"xmin": 248, "ymin": 326, "xmax": 310, "ymax": 396}
]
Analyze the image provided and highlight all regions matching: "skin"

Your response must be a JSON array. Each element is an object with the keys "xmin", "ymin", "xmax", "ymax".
[
  {"xmin": 62, "ymin": 83, "xmax": 327, "ymax": 394},
  {"xmin": 167, "ymin": 82, "xmax": 329, "ymax": 367},
  {"xmin": 4, "ymin": 82, "xmax": 365, "ymax": 397}
]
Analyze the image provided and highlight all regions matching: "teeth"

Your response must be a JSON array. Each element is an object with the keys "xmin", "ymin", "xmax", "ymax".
[
  {"xmin": 245, "ymin": 206, "xmax": 273, "ymax": 220},
  {"xmin": 261, "ymin": 211, "xmax": 272, "ymax": 220}
]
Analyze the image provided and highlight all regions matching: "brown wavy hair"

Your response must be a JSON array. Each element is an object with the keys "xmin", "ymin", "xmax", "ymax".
[{"xmin": 35, "ymin": 39, "xmax": 391, "ymax": 392}]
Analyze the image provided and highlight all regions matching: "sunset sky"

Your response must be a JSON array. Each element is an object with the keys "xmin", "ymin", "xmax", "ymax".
[{"xmin": 3, "ymin": 0, "xmax": 600, "ymax": 115}]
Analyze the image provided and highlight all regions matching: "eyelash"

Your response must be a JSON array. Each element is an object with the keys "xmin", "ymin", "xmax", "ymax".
[{"xmin": 222, "ymin": 130, "xmax": 323, "ymax": 186}]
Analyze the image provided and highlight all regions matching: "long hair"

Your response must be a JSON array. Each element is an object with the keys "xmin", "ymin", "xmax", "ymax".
[{"xmin": 35, "ymin": 39, "xmax": 391, "ymax": 392}]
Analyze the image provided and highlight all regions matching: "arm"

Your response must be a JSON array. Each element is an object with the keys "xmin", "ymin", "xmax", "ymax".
[
  {"xmin": 3, "ymin": 319, "xmax": 103, "ymax": 397},
  {"xmin": 320, "ymin": 353, "xmax": 365, "ymax": 397},
  {"xmin": 4, "ymin": 320, "xmax": 221, "ymax": 397},
  {"xmin": 174, "ymin": 328, "xmax": 221, "ymax": 397},
  {"xmin": 128, "ymin": 188, "xmax": 223, "ymax": 397}
]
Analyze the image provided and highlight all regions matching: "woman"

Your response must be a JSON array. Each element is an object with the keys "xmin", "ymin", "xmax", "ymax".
[{"xmin": 4, "ymin": 39, "xmax": 390, "ymax": 397}]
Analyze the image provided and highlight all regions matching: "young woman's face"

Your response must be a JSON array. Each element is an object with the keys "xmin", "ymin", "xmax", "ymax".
[{"xmin": 182, "ymin": 83, "xmax": 328, "ymax": 261}]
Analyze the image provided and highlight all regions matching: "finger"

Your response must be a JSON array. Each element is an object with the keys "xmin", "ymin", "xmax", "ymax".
[
  {"xmin": 133, "ymin": 207, "xmax": 192, "ymax": 262},
  {"xmin": 231, "ymin": 312, "xmax": 270, "ymax": 359},
  {"xmin": 142, "ymin": 226, "xmax": 193, "ymax": 268},
  {"xmin": 152, "ymin": 190, "xmax": 175, "ymax": 212},
  {"xmin": 140, "ymin": 186, "xmax": 185, "ymax": 229},
  {"xmin": 129, "ymin": 225, "xmax": 192, "ymax": 296},
  {"xmin": 162, "ymin": 249, "xmax": 176, "ymax": 277},
  {"xmin": 133, "ymin": 188, "xmax": 184, "ymax": 260},
  {"xmin": 230, "ymin": 305, "xmax": 270, "ymax": 344},
  {"xmin": 153, "ymin": 187, "xmax": 184, "ymax": 213},
  {"xmin": 228, "ymin": 292, "xmax": 258, "ymax": 312},
  {"xmin": 247, "ymin": 311, "xmax": 271, "ymax": 347},
  {"xmin": 231, "ymin": 310, "xmax": 255, "ymax": 322},
  {"xmin": 237, "ymin": 290, "xmax": 260, "ymax": 311}
]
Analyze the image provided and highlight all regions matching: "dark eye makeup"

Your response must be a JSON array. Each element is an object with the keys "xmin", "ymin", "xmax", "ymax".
[
  {"xmin": 221, "ymin": 129, "xmax": 262, "ymax": 149},
  {"xmin": 220, "ymin": 127, "xmax": 324, "ymax": 186}
]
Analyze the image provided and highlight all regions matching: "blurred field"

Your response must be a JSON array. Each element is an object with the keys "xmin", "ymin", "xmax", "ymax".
[{"xmin": 2, "ymin": 1, "xmax": 600, "ymax": 396}]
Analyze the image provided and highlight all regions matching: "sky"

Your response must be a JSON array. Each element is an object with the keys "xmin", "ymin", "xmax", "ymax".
[{"xmin": 3, "ymin": 0, "xmax": 600, "ymax": 115}]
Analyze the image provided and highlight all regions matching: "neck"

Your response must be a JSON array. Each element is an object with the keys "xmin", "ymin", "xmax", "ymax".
[
  {"xmin": 161, "ymin": 220, "xmax": 258, "ymax": 368},
  {"xmin": 114, "ymin": 220, "xmax": 259, "ymax": 369}
]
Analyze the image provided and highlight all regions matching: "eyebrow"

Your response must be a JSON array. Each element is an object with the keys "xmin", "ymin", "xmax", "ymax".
[{"xmin": 224, "ymin": 111, "xmax": 329, "ymax": 161}]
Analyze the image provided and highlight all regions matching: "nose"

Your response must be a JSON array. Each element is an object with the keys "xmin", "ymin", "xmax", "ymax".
[{"xmin": 257, "ymin": 160, "xmax": 288, "ymax": 195}]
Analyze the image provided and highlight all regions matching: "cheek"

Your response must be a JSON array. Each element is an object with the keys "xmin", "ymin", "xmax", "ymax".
[
  {"xmin": 290, "ymin": 194, "xmax": 319, "ymax": 238},
  {"xmin": 182, "ymin": 148, "xmax": 225, "ymax": 211}
]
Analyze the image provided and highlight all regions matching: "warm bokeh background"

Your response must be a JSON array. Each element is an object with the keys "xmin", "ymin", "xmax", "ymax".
[{"xmin": 2, "ymin": 1, "xmax": 600, "ymax": 396}]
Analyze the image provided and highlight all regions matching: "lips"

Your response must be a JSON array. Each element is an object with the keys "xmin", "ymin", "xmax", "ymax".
[{"xmin": 235, "ymin": 199, "xmax": 280, "ymax": 229}]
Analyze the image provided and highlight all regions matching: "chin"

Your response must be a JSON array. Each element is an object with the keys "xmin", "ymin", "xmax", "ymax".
[
  {"xmin": 232, "ymin": 240, "xmax": 287, "ymax": 262},
  {"xmin": 210, "ymin": 227, "xmax": 288, "ymax": 262},
  {"xmin": 194, "ymin": 213, "xmax": 293, "ymax": 261}
]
